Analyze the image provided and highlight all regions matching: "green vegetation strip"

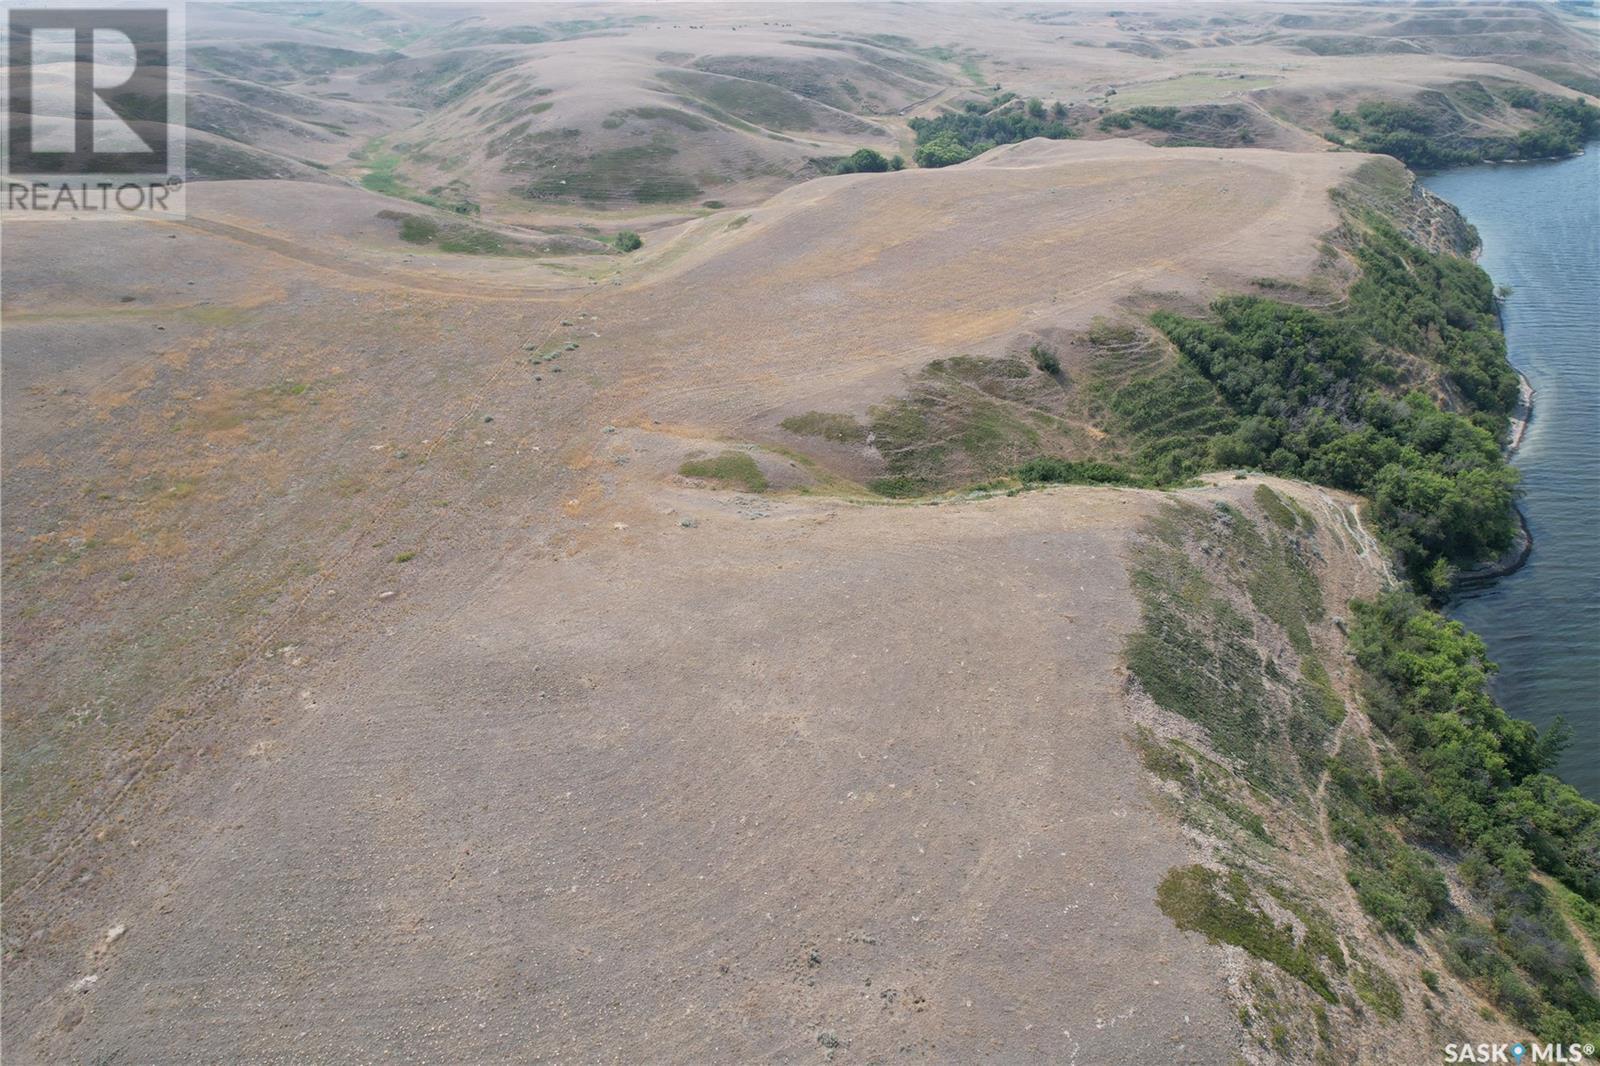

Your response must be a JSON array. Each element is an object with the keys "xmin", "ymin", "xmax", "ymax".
[
  {"xmin": 1157, "ymin": 865, "xmax": 1342, "ymax": 1003},
  {"xmin": 1126, "ymin": 502, "xmax": 1334, "ymax": 794},
  {"xmin": 1327, "ymin": 90, "xmax": 1600, "ymax": 170},
  {"xmin": 833, "ymin": 148, "xmax": 904, "ymax": 175},
  {"xmin": 781, "ymin": 411, "xmax": 866, "ymax": 444},
  {"xmin": 1345, "ymin": 592, "xmax": 1600, "ymax": 1042},
  {"xmin": 357, "ymin": 141, "xmax": 479, "ymax": 215},
  {"xmin": 911, "ymin": 91, "xmax": 1074, "ymax": 167},
  {"xmin": 1150, "ymin": 219, "xmax": 1520, "ymax": 593},
  {"xmin": 1119, "ymin": 213, "xmax": 1598, "ymax": 1041}
]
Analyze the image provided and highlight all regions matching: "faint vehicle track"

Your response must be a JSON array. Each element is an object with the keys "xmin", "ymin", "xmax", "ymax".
[{"xmin": 172, "ymin": 216, "xmax": 594, "ymax": 299}]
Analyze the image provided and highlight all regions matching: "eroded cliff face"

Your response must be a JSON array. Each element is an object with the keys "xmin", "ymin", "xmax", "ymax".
[
  {"xmin": 1334, "ymin": 155, "xmax": 1481, "ymax": 258},
  {"xmin": 1117, "ymin": 475, "xmax": 1524, "ymax": 1064},
  {"xmin": 1411, "ymin": 184, "xmax": 1481, "ymax": 260}
]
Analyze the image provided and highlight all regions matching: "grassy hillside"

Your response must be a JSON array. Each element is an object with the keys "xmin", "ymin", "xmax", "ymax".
[
  {"xmin": 1125, "ymin": 490, "xmax": 1600, "ymax": 1055},
  {"xmin": 794, "ymin": 164, "xmax": 1521, "ymax": 597},
  {"xmin": 179, "ymin": 3, "xmax": 1599, "ymax": 219},
  {"xmin": 1320, "ymin": 86, "xmax": 1600, "ymax": 168}
]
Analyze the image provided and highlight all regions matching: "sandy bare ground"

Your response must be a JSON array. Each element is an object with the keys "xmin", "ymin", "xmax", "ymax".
[
  {"xmin": 4, "ymin": 138, "xmax": 1373, "ymax": 1062},
  {"xmin": 596, "ymin": 139, "xmax": 1362, "ymax": 433},
  {"xmin": 11, "ymin": 485, "xmax": 1245, "ymax": 1063}
]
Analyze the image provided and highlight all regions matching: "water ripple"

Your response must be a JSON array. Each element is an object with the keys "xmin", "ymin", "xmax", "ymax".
[{"xmin": 1423, "ymin": 148, "xmax": 1600, "ymax": 798}]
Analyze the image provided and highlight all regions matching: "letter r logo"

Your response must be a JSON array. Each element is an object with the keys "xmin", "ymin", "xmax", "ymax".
[{"xmin": 7, "ymin": 8, "xmax": 169, "ymax": 174}]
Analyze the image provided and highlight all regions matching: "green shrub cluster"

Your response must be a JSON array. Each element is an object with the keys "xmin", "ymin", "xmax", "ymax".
[
  {"xmin": 437, "ymin": 228, "xmax": 506, "ymax": 255},
  {"xmin": 1330, "ymin": 101, "xmax": 1480, "ymax": 169},
  {"xmin": 910, "ymin": 93, "xmax": 1075, "ymax": 167},
  {"xmin": 1028, "ymin": 342, "xmax": 1061, "ymax": 375},
  {"xmin": 1102, "ymin": 361, "xmax": 1234, "ymax": 484},
  {"xmin": 678, "ymin": 451, "xmax": 766, "ymax": 492},
  {"xmin": 1331, "ymin": 93, "xmax": 1600, "ymax": 169},
  {"xmin": 834, "ymin": 148, "xmax": 903, "ymax": 174},
  {"xmin": 1098, "ymin": 105, "xmax": 1182, "ymax": 132},
  {"xmin": 1015, "ymin": 457, "xmax": 1141, "ymax": 486},
  {"xmin": 1254, "ymin": 484, "xmax": 1297, "ymax": 529},
  {"xmin": 1134, "ymin": 730, "xmax": 1275, "ymax": 845},
  {"xmin": 1347, "ymin": 222, "xmax": 1517, "ymax": 415},
  {"xmin": 390, "ymin": 213, "xmax": 515, "ymax": 255},
  {"xmin": 1128, "ymin": 540, "xmax": 1281, "ymax": 789},
  {"xmin": 862, "ymin": 355, "xmax": 1063, "ymax": 496},
  {"xmin": 1326, "ymin": 751, "xmax": 1451, "ymax": 943},
  {"xmin": 1503, "ymin": 86, "xmax": 1541, "ymax": 110},
  {"xmin": 1351, "ymin": 594, "xmax": 1595, "ymax": 895},
  {"xmin": 1126, "ymin": 505, "xmax": 1335, "ymax": 795},
  {"xmin": 398, "ymin": 216, "xmax": 439, "ymax": 244},
  {"xmin": 1151, "ymin": 222, "xmax": 1520, "ymax": 590},
  {"xmin": 1232, "ymin": 504, "xmax": 1324, "ymax": 656},
  {"xmin": 867, "ymin": 475, "xmax": 922, "ymax": 498},
  {"xmin": 1352, "ymin": 962, "xmax": 1406, "ymax": 1021},
  {"xmin": 1442, "ymin": 897, "xmax": 1599, "ymax": 1044},
  {"xmin": 1555, "ymin": 880, "xmax": 1600, "ymax": 948},
  {"xmin": 780, "ymin": 411, "xmax": 866, "ymax": 444},
  {"xmin": 1350, "ymin": 591, "xmax": 1600, "ymax": 1041},
  {"xmin": 1157, "ymin": 865, "xmax": 1342, "ymax": 1003}
]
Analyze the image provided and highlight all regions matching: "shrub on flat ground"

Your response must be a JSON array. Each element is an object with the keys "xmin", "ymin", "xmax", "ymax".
[
  {"xmin": 781, "ymin": 411, "xmax": 866, "ymax": 444},
  {"xmin": 1029, "ymin": 343, "xmax": 1061, "ymax": 375},
  {"xmin": 679, "ymin": 451, "xmax": 766, "ymax": 492}
]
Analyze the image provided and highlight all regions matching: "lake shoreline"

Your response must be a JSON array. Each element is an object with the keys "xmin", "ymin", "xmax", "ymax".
[
  {"xmin": 1506, "ymin": 369, "xmax": 1533, "ymax": 455},
  {"xmin": 1424, "ymin": 145, "xmax": 1600, "ymax": 797},
  {"xmin": 1447, "ymin": 310, "xmax": 1536, "ymax": 593}
]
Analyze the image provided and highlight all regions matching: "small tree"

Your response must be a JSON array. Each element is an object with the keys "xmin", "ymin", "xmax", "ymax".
[
  {"xmin": 614, "ymin": 230, "xmax": 642, "ymax": 252},
  {"xmin": 1027, "ymin": 97, "xmax": 1046, "ymax": 119},
  {"xmin": 836, "ymin": 148, "xmax": 890, "ymax": 174},
  {"xmin": 915, "ymin": 132, "xmax": 975, "ymax": 168},
  {"xmin": 1051, "ymin": 100, "xmax": 1067, "ymax": 119},
  {"xmin": 1029, "ymin": 343, "xmax": 1061, "ymax": 375},
  {"xmin": 889, "ymin": 154, "xmax": 905, "ymax": 171}
]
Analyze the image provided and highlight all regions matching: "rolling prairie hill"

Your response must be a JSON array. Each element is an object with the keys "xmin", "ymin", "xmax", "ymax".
[
  {"xmin": 1, "ymin": 129, "xmax": 1531, "ymax": 1063},
  {"xmin": 4, "ymin": 2, "xmax": 1598, "ymax": 1064},
  {"xmin": 174, "ymin": 1, "xmax": 1597, "ymax": 215}
]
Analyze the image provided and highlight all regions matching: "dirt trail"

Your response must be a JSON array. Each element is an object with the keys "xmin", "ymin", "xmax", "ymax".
[{"xmin": 171, "ymin": 216, "xmax": 595, "ymax": 299}]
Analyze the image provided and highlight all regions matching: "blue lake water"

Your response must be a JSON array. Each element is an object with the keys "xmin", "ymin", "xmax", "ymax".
[{"xmin": 1422, "ymin": 150, "xmax": 1600, "ymax": 798}]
